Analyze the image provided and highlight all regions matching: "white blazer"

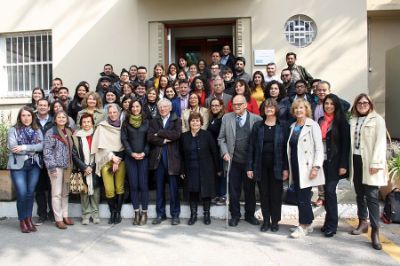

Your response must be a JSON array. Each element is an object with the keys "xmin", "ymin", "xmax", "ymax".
[{"xmin": 287, "ymin": 118, "xmax": 325, "ymax": 189}]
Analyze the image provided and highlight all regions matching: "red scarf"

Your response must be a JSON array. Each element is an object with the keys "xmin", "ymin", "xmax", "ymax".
[{"xmin": 321, "ymin": 112, "xmax": 334, "ymax": 140}]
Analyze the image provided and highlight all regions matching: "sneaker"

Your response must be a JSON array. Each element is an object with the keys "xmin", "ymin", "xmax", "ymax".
[
  {"xmin": 290, "ymin": 226, "xmax": 308, "ymax": 238},
  {"xmin": 82, "ymin": 218, "xmax": 90, "ymax": 225},
  {"xmin": 35, "ymin": 216, "xmax": 47, "ymax": 226}
]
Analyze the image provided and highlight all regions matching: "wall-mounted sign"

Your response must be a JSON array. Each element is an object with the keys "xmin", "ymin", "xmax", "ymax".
[{"xmin": 254, "ymin": 49, "xmax": 275, "ymax": 65}]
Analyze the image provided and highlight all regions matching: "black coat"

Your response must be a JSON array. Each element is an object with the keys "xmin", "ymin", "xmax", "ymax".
[
  {"xmin": 247, "ymin": 120, "xmax": 289, "ymax": 181},
  {"xmin": 121, "ymin": 119, "xmax": 150, "ymax": 156},
  {"xmin": 180, "ymin": 130, "xmax": 219, "ymax": 198},
  {"xmin": 147, "ymin": 113, "xmax": 181, "ymax": 175},
  {"xmin": 319, "ymin": 118, "xmax": 350, "ymax": 181}
]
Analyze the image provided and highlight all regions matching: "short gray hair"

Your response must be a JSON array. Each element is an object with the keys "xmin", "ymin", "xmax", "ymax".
[
  {"xmin": 157, "ymin": 98, "xmax": 172, "ymax": 109},
  {"xmin": 106, "ymin": 103, "xmax": 121, "ymax": 114}
]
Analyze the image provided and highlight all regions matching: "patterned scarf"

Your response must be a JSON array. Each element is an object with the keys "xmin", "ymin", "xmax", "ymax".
[
  {"xmin": 129, "ymin": 114, "xmax": 142, "ymax": 128},
  {"xmin": 17, "ymin": 126, "xmax": 41, "ymax": 145}
]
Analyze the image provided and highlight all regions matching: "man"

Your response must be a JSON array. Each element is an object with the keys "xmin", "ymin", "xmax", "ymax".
[
  {"xmin": 264, "ymin": 62, "xmax": 282, "ymax": 83},
  {"xmin": 148, "ymin": 98, "xmax": 182, "ymax": 225},
  {"xmin": 220, "ymin": 45, "xmax": 235, "ymax": 71},
  {"xmin": 57, "ymin": 87, "xmax": 72, "ymax": 111},
  {"xmin": 210, "ymin": 51, "xmax": 227, "ymax": 72},
  {"xmin": 223, "ymin": 68, "xmax": 235, "ymax": 96},
  {"xmin": 35, "ymin": 99, "xmax": 54, "ymax": 224},
  {"xmin": 111, "ymin": 69, "xmax": 130, "ymax": 96},
  {"xmin": 95, "ymin": 76, "xmax": 112, "ymax": 100},
  {"xmin": 178, "ymin": 80, "xmax": 190, "ymax": 111},
  {"xmin": 134, "ymin": 83, "xmax": 147, "ymax": 106},
  {"xmin": 209, "ymin": 63, "xmax": 222, "ymax": 96},
  {"xmin": 99, "ymin": 63, "xmax": 119, "ymax": 84},
  {"xmin": 205, "ymin": 77, "xmax": 232, "ymax": 108},
  {"xmin": 281, "ymin": 68, "xmax": 296, "ymax": 98},
  {"xmin": 133, "ymin": 66, "xmax": 150, "ymax": 88},
  {"xmin": 234, "ymin": 57, "xmax": 251, "ymax": 84},
  {"xmin": 218, "ymin": 95, "xmax": 262, "ymax": 227},
  {"xmin": 290, "ymin": 79, "xmax": 312, "ymax": 103},
  {"xmin": 286, "ymin": 52, "xmax": 313, "ymax": 84},
  {"xmin": 47, "ymin": 77, "xmax": 63, "ymax": 103}
]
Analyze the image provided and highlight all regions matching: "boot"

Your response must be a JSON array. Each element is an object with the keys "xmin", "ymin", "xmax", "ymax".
[
  {"xmin": 114, "ymin": 194, "xmax": 124, "ymax": 224},
  {"xmin": 107, "ymin": 197, "xmax": 116, "ymax": 224},
  {"xmin": 133, "ymin": 210, "xmax": 140, "ymax": 225},
  {"xmin": 351, "ymin": 219, "xmax": 368, "ymax": 235},
  {"xmin": 371, "ymin": 228, "xmax": 382, "ymax": 250},
  {"xmin": 139, "ymin": 211, "xmax": 147, "ymax": 226},
  {"xmin": 188, "ymin": 201, "xmax": 198, "ymax": 225},
  {"xmin": 25, "ymin": 217, "xmax": 37, "ymax": 232},
  {"xmin": 20, "ymin": 219, "xmax": 30, "ymax": 233},
  {"xmin": 203, "ymin": 199, "xmax": 211, "ymax": 225}
]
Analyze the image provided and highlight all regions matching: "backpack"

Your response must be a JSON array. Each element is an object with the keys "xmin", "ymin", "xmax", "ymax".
[{"xmin": 382, "ymin": 188, "xmax": 400, "ymax": 224}]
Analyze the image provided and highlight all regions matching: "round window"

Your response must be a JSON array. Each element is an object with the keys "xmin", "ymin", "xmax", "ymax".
[{"xmin": 284, "ymin": 15, "xmax": 317, "ymax": 48}]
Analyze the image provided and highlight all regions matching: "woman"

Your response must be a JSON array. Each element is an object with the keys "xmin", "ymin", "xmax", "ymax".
[
  {"xmin": 207, "ymin": 98, "xmax": 225, "ymax": 205},
  {"xmin": 77, "ymin": 92, "xmax": 106, "ymax": 129},
  {"xmin": 247, "ymin": 99, "xmax": 289, "ymax": 232},
  {"xmin": 180, "ymin": 112, "xmax": 219, "ymax": 225},
  {"xmin": 129, "ymin": 65, "xmax": 138, "ymax": 82},
  {"xmin": 167, "ymin": 63, "xmax": 178, "ymax": 83},
  {"xmin": 91, "ymin": 104, "xmax": 126, "ymax": 224},
  {"xmin": 121, "ymin": 99, "xmax": 150, "ymax": 226},
  {"xmin": 103, "ymin": 90, "xmax": 121, "ymax": 112},
  {"xmin": 148, "ymin": 63, "xmax": 164, "ymax": 90},
  {"xmin": 43, "ymin": 110, "xmax": 75, "ymax": 229},
  {"xmin": 265, "ymin": 80, "xmax": 292, "ymax": 125},
  {"xmin": 68, "ymin": 82, "xmax": 89, "ymax": 122},
  {"xmin": 250, "ymin": 71, "xmax": 266, "ymax": 107},
  {"xmin": 50, "ymin": 100, "xmax": 76, "ymax": 130},
  {"xmin": 181, "ymin": 92, "xmax": 209, "ymax": 133},
  {"xmin": 72, "ymin": 113, "xmax": 100, "ymax": 225},
  {"xmin": 318, "ymin": 94, "xmax": 350, "ymax": 237},
  {"xmin": 158, "ymin": 75, "xmax": 170, "ymax": 99},
  {"xmin": 120, "ymin": 82, "xmax": 134, "ymax": 103},
  {"xmin": 287, "ymin": 99, "xmax": 325, "ymax": 238},
  {"xmin": 349, "ymin": 93, "xmax": 387, "ymax": 250},
  {"xmin": 164, "ymin": 86, "xmax": 181, "ymax": 117},
  {"xmin": 226, "ymin": 80, "xmax": 260, "ymax": 115},
  {"xmin": 143, "ymin": 88, "xmax": 159, "ymax": 120},
  {"xmin": 7, "ymin": 106, "xmax": 43, "ymax": 233},
  {"xmin": 177, "ymin": 69, "xmax": 188, "ymax": 82},
  {"xmin": 197, "ymin": 59, "xmax": 211, "ymax": 80},
  {"xmin": 188, "ymin": 64, "xmax": 199, "ymax": 86},
  {"xmin": 120, "ymin": 96, "xmax": 133, "ymax": 122},
  {"xmin": 191, "ymin": 76, "xmax": 209, "ymax": 107},
  {"xmin": 27, "ymin": 87, "xmax": 45, "ymax": 112}
]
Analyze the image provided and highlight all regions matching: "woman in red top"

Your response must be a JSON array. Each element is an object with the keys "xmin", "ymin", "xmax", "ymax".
[
  {"xmin": 226, "ymin": 80, "xmax": 260, "ymax": 115},
  {"xmin": 191, "ymin": 76, "xmax": 209, "ymax": 107}
]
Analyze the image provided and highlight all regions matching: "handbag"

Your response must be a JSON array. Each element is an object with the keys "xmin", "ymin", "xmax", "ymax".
[{"xmin": 69, "ymin": 171, "xmax": 87, "ymax": 194}]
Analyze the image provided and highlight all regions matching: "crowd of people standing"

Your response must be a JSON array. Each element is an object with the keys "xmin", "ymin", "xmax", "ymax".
[{"xmin": 7, "ymin": 47, "xmax": 387, "ymax": 251}]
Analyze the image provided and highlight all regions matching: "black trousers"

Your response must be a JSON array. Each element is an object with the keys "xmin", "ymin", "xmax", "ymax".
[
  {"xmin": 260, "ymin": 157, "xmax": 283, "ymax": 224},
  {"xmin": 35, "ymin": 167, "xmax": 53, "ymax": 218},
  {"xmin": 353, "ymin": 155, "xmax": 380, "ymax": 229},
  {"xmin": 229, "ymin": 161, "xmax": 258, "ymax": 219}
]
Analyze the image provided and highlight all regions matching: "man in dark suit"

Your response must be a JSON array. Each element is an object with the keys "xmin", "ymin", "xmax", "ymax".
[{"xmin": 218, "ymin": 95, "xmax": 262, "ymax": 227}]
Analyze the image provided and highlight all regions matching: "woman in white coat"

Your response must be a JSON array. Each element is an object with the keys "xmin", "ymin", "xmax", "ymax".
[
  {"xmin": 349, "ymin": 93, "xmax": 387, "ymax": 250},
  {"xmin": 287, "ymin": 99, "xmax": 325, "ymax": 238}
]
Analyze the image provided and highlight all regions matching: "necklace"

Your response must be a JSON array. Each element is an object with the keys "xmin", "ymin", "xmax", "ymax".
[{"xmin": 355, "ymin": 117, "xmax": 365, "ymax": 149}]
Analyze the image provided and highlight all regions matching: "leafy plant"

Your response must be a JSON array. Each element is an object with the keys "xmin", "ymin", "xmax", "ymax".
[
  {"xmin": 0, "ymin": 112, "xmax": 11, "ymax": 170},
  {"xmin": 388, "ymin": 152, "xmax": 400, "ymax": 181}
]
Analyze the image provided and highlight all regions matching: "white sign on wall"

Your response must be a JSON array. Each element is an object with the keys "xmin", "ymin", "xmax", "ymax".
[{"xmin": 254, "ymin": 49, "xmax": 275, "ymax": 65}]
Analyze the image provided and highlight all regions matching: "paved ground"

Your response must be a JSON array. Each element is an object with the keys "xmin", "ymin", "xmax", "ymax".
[{"xmin": 1, "ymin": 217, "xmax": 399, "ymax": 266}]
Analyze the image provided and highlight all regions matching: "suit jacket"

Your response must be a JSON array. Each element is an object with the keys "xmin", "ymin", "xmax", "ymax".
[
  {"xmin": 205, "ymin": 93, "xmax": 232, "ymax": 108},
  {"xmin": 287, "ymin": 118, "xmax": 325, "ymax": 189},
  {"xmin": 218, "ymin": 111, "xmax": 262, "ymax": 161}
]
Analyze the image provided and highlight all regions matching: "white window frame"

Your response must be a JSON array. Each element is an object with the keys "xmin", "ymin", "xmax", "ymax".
[
  {"xmin": 284, "ymin": 15, "xmax": 316, "ymax": 48},
  {"xmin": 0, "ymin": 30, "xmax": 52, "ymax": 98}
]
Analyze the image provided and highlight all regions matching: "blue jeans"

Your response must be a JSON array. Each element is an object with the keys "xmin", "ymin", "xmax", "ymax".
[{"xmin": 10, "ymin": 160, "xmax": 41, "ymax": 220}]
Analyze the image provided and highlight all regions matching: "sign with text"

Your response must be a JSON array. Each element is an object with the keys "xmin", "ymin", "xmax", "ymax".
[{"xmin": 254, "ymin": 49, "xmax": 275, "ymax": 65}]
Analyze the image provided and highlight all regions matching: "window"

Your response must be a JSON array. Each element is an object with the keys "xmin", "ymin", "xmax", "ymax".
[
  {"xmin": 0, "ymin": 30, "xmax": 52, "ymax": 97},
  {"xmin": 284, "ymin": 15, "xmax": 317, "ymax": 48}
]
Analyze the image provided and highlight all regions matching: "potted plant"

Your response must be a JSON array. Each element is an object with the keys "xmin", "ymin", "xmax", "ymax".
[
  {"xmin": 380, "ymin": 142, "xmax": 400, "ymax": 200},
  {"xmin": 0, "ymin": 111, "xmax": 15, "ymax": 201}
]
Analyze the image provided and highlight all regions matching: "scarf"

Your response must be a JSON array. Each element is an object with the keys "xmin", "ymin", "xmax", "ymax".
[
  {"xmin": 91, "ymin": 121, "xmax": 124, "ymax": 176},
  {"xmin": 321, "ymin": 112, "xmax": 334, "ymax": 140},
  {"xmin": 129, "ymin": 114, "xmax": 142, "ymax": 128},
  {"xmin": 75, "ymin": 128, "xmax": 95, "ymax": 195},
  {"xmin": 16, "ymin": 126, "xmax": 41, "ymax": 145},
  {"xmin": 107, "ymin": 117, "xmax": 121, "ymax": 128}
]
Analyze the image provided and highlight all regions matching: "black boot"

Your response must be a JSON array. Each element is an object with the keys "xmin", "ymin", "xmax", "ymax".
[
  {"xmin": 114, "ymin": 194, "xmax": 124, "ymax": 224},
  {"xmin": 203, "ymin": 199, "xmax": 211, "ymax": 225},
  {"xmin": 107, "ymin": 197, "xmax": 116, "ymax": 224},
  {"xmin": 371, "ymin": 228, "xmax": 382, "ymax": 250},
  {"xmin": 188, "ymin": 201, "xmax": 198, "ymax": 225}
]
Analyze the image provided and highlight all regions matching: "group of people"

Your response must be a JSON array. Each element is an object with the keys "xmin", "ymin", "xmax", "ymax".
[{"xmin": 7, "ymin": 48, "xmax": 387, "ymax": 251}]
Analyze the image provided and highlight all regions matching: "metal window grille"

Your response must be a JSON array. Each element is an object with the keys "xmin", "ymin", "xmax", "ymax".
[
  {"xmin": 284, "ymin": 15, "xmax": 316, "ymax": 48},
  {"xmin": 0, "ymin": 30, "xmax": 52, "ymax": 97}
]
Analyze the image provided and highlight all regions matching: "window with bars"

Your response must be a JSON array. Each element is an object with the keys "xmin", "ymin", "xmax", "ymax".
[
  {"xmin": 0, "ymin": 30, "xmax": 52, "ymax": 97},
  {"xmin": 284, "ymin": 15, "xmax": 317, "ymax": 48}
]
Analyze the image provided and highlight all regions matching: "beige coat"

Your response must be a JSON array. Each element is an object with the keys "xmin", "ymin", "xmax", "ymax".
[
  {"xmin": 181, "ymin": 107, "xmax": 209, "ymax": 133},
  {"xmin": 287, "ymin": 118, "xmax": 325, "ymax": 189},
  {"xmin": 349, "ymin": 111, "xmax": 387, "ymax": 186}
]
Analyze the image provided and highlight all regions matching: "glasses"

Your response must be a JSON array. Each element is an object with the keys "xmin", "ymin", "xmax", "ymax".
[
  {"xmin": 357, "ymin": 101, "xmax": 370, "ymax": 107},
  {"xmin": 232, "ymin": 103, "xmax": 245, "ymax": 107}
]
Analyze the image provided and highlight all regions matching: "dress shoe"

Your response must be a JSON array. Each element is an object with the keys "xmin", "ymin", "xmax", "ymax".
[
  {"xmin": 152, "ymin": 216, "xmax": 167, "ymax": 225},
  {"xmin": 171, "ymin": 217, "xmax": 180, "ymax": 225},
  {"xmin": 25, "ymin": 217, "xmax": 37, "ymax": 232},
  {"xmin": 371, "ymin": 228, "xmax": 382, "ymax": 250},
  {"xmin": 56, "ymin": 221, "xmax": 67, "ymax": 229},
  {"xmin": 351, "ymin": 219, "xmax": 368, "ymax": 235},
  {"xmin": 324, "ymin": 230, "xmax": 336, "ymax": 237},
  {"xmin": 20, "ymin": 220, "xmax": 30, "ymax": 233},
  {"xmin": 245, "ymin": 216, "xmax": 260, "ymax": 225},
  {"xmin": 260, "ymin": 222, "xmax": 270, "ymax": 232},
  {"xmin": 228, "ymin": 217, "xmax": 240, "ymax": 227},
  {"xmin": 63, "ymin": 217, "xmax": 74, "ymax": 225},
  {"xmin": 270, "ymin": 223, "xmax": 279, "ymax": 232}
]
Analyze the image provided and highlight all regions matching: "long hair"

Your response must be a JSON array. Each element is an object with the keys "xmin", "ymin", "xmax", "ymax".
[
  {"xmin": 250, "ymin": 71, "xmax": 266, "ymax": 93},
  {"xmin": 232, "ymin": 79, "xmax": 251, "ymax": 102},
  {"xmin": 31, "ymin": 87, "xmax": 45, "ymax": 105},
  {"xmin": 265, "ymin": 80, "xmax": 285, "ymax": 101},
  {"xmin": 15, "ymin": 106, "xmax": 39, "ymax": 130}
]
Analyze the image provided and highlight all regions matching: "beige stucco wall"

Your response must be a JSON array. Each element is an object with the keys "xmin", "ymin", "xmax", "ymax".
[
  {"xmin": 0, "ymin": 0, "xmax": 367, "ymax": 110},
  {"xmin": 386, "ymin": 44, "xmax": 400, "ymax": 138}
]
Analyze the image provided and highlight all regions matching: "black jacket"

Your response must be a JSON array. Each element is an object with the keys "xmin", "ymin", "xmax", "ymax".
[{"xmin": 121, "ymin": 119, "xmax": 150, "ymax": 157}]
